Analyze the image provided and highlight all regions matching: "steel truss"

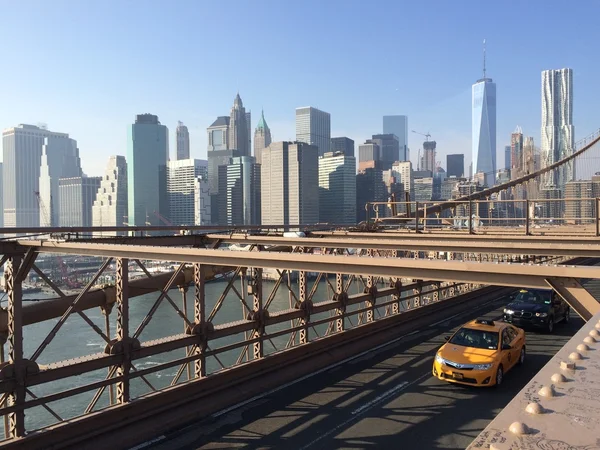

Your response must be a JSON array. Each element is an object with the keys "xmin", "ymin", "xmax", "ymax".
[{"xmin": 0, "ymin": 237, "xmax": 592, "ymax": 445}]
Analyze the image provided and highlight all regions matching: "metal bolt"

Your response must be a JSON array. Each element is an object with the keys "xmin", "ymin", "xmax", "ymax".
[
  {"xmin": 509, "ymin": 421, "xmax": 531, "ymax": 435},
  {"xmin": 584, "ymin": 336, "xmax": 597, "ymax": 344},
  {"xmin": 551, "ymin": 373, "xmax": 567, "ymax": 383},
  {"xmin": 561, "ymin": 361, "xmax": 576, "ymax": 370},
  {"xmin": 526, "ymin": 402, "xmax": 545, "ymax": 414},
  {"xmin": 589, "ymin": 329, "xmax": 600, "ymax": 338},
  {"xmin": 577, "ymin": 343, "xmax": 591, "ymax": 353},
  {"xmin": 539, "ymin": 385, "xmax": 556, "ymax": 397},
  {"xmin": 569, "ymin": 352, "xmax": 583, "ymax": 361}
]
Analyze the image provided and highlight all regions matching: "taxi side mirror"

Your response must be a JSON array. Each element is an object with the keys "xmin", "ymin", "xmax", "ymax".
[{"xmin": 502, "ymin": 343, "xmax": 511, "ymax": 351}]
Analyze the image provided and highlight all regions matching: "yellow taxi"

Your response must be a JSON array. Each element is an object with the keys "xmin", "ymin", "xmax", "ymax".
[{"xmin": 432, "ymin": 318, "xmax": 525, "ymax": 387}]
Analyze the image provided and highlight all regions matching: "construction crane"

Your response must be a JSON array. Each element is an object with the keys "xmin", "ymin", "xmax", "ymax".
[
  {"xmin": 34, "ymin": 191, "xmax": 82, "ymax": 289},
  {"xmin": 412, "ymin": 130, "xmax": 432, "ymax": 142},
  {"xmin": 153, "ymin": 211, "xmax": 173, "ymax": 226}
]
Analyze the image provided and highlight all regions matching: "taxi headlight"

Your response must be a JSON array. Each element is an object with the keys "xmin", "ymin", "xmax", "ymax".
[
  {"xmin": 504, "ymin": 309, "xmax": 514, "ymax": 315},
  {"xmin": 473, "ymin": 363, "xmax": 493, "ymax": 371},
  {"xmin": 435, "ymin": 354, "xmax": 444, "ymax": 364},
  {"xmin": 535, "ymin": 312, "xmax": 548, "ymax": 317}
]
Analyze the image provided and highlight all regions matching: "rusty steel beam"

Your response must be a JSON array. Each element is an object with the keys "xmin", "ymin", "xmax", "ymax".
[
  {"xmin": 16, "ymin": 241, "xmax": 599, "ymax": 289},
  {"xmin": 199, "ymin": 233, "xmax": 600, "ymax": 257},
  {"xmin": 0, "ymin": 264, "xmax": 234, "ymax": 333},
  {"xmin": 545, "ymin": 277, "xmax": 600, "ymax": 321}
]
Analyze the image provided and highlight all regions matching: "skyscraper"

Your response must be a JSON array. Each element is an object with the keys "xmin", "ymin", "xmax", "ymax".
[
  {"xmin": 37, "ymin": 135, "xmax": 82, "ymax": 226},
  {"xmin": 92, "ymin": 155, "xmax": 128, "ymax": 236},
  {"xmin": 167, "ymin": 159, "xmax": 208, "ymax": 226},
  {"xmin": 127, "ymin": 114, "xmax": 169, "ymax": 227},
  {"xmin": 421, "ymin": 140, "xmax": 437, "ymax": 173},
  {"xmin": 383, "ymin": 115, "xmax": 408, "ymax": 161},
  {"xmin": 254, "ymin": 110, "xmax": 272, "ymax": 165},
  {"xmin": 2, "ymin": 124, "xmax": 79, "ymax": 228},
  {"xmin": 218, "ymin": 156, "xmax": 261, "ymax": 225},
  {"xmin": 229, "ymin": 94, "xmax": 250, "ymax": 156},
  {"xmin": 331, "ymin": 137, "xmax": 354, "ymax": 156},
  {"xmin": 504, "ymin": 145, "xmax": 511, "ymax": 171},
  {"xmin": 318, "ymin": 152, "xmax": 356, "ymax": 224},
  {"xmin": 356, "ymin": 164, "xmax": 387, "ymax": 223},
  {"xmin": 511, "ymin": 126, "xmax": 524, "ymax": 174},
  {"xmin": 392, "ymin": 160, "xmax": 414, "ymax": 201},
  {"xmin": 541, "ymin": 68, "xmax": 574, "ymax": 192},
  {"xmin": 371, "ymin": 134, "xmax": 400, "ymax": 169},
  {"xmin": 446, "ymin": 154, "xmax": 465, "ymax": 178},
  {"xmin": 59, "ymin": 176, "xmax": 101, "ymax": 228},
  {"xmin": 296, "ymin": 107, "xmax": 331, "ymax": 156},
  {"xmin": 194, "ymin": 176, "xmax": 211, "ymax": 226},
  {"xmin": 176, "ymin": 121, "xmax": 190, "ymax": 160},
  {"xmin": 358, "ymin": 141, "xmax": 380, "ymax": 167},
  {"xmin": 261, "ymin": 142, "xmax": 319, "ymax": 225},
  {"xmin": 472, "ymin": 42, "xmax": 497, "ymax": 187}
]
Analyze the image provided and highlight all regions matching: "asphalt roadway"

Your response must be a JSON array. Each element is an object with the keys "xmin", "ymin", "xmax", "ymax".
[{"xmin": 142, "ymin": 293, "xmax": 583, "ymax": 450}]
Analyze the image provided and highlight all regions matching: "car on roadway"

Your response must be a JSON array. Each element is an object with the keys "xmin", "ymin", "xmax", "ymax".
[
  {"xmin": 432, "ymin": 319, "xmax": 526, "ymax": 387},
  {"xmin": 502, "ymin": 288, "xmax": 570, "ymax": 333}
]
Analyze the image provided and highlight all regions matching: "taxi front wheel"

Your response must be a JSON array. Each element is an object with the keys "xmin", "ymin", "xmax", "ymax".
[{"xmin": 495, "ymin": 365, "xmax": 504, "ymax": 387}]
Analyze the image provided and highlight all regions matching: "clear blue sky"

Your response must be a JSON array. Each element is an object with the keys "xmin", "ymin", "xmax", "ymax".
[{"xmin": 1, "ymin": 0, "xmax": 599, "ymax": 176}]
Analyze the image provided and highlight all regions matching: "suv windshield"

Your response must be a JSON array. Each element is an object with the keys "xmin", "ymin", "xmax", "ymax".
[
  {"xmin": 513, "ymin": 290, "xmax": 551, "ymax": 305},
  {"xmin": 449, "ymin": 328, "xmax": 499, "ymax": 350}
]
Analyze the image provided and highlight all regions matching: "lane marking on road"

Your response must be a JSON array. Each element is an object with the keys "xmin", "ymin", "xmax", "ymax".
[
  {"xmin": 299, "ymin": 372, "xmax": 430, "ymax": 450},
  {"xmin": 351, "ymin": 381, "xmax": 409, "ymax": 415}
]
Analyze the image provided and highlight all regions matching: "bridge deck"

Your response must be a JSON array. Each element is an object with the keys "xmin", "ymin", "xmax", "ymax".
[{"xmin": 467, "ymin": 309, "xmax": 600, "ymax": 449}]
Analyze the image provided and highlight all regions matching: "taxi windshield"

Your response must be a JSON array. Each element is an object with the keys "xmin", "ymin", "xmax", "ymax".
[
  {"xmin": 449, "ymin": 328, "xmax": 499, "ymax": 350},
  {"xmin": 513, "ymin": 290, "xmax": 551, "ymax": 305}
]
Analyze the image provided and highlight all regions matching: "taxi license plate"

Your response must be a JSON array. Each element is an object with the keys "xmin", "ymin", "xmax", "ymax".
[{"xmin": 452, "ymin": 372, "xmax": 463, "ymax": 380}]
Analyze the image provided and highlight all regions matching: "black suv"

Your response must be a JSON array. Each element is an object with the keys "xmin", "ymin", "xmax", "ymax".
[{"xmin": 503, "ymin": 289, "xmax": 570, "ymax": 333}]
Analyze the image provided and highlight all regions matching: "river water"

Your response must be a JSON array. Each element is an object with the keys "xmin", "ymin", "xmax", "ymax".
[{"xmin": 6, "ymin": 276, "xmax": 408, "ymax": 435}]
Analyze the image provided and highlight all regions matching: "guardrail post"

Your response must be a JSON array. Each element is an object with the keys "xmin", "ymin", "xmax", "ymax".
[
  {"xmin": 335, "ymin": 273, "xmax": 344, "ymax": 333},
  {"xmin": 251, "ymin": 268, "xmax": 264, "ymax": 359},
  {"xmin": 415, "ymin": 201, "xmax": 420, "ymax": 233},
  {"xmin": 468, "ymin": 199, "xmax": 473, "ymax": 234},
  {"xmin": 179, "ymin": 285, "xmax": 192, "ymax": 381},
  {"xmin": 299, "ymin": 268, "xmax": 309, "ymax": 342},
  {"xmin": 5, "ymin": 254, "xmax": 24, "ymax": 438},
  {"xmin": 596, "ymin": 198, "xmax": 600, "ymax": 236},
  {"xmin": 365, "ymin": 249, "xmax": 376, "ymax": 323},
  {"xmin": 115, "ymin": 257, "xmax": 130, "ymax": 405},
  {"xmin": 193, "ymin": 263, "xmax": 207, "ymax": 378},
  {"xmin": 525, "ymin": 199, "xmax": 531, "ymax": 235}
]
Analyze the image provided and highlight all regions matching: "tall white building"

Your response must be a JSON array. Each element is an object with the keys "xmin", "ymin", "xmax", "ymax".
[
  {"xmin": 92, "ymin": 155, "xmax": 128, "ymax": 236},
  {"xmin": 38, "ymin": 137, "xmax": 82, "ymax": 226},
  {"xmin": 194, "ymin": 176, "xmax": 211, "ymax": 226},
  {"xmin": 392, "ymin": 160, "xmax": 414, "ymax": 200},
  {"xmin": 472, "ymin": 44, "xmax": 496, "ymax": 188},
  {"xmin": 318, "ymin": 152, "xmax": 356, "ymax": 224},
  {"xmin": 176, "ymin": 121, "xmax": 190, "ymax": 160},
  {"xmin": 541, "ymin": 68, "xmax": 574, "ymax": 192},
  {"xmin": 2, "ymin": 124, "xmax": 78, "ymax": 228},
  {"xmin": 262, "ymin": 142, "xmax": 319, "ymax": 225},
  {"xmin": 167, "ymin": 159, "xmax": 208, "ymax": 226},
  {"xmin": 296, "ymin": 107, "xmax": 331, "ymax": 157},
  {"xmin": 383, "ymin": 115, "xmax": 409, "ymax": 161}
]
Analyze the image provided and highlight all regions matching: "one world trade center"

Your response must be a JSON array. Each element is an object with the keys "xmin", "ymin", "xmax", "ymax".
[{"xmin": 472, "ymin": 40, "xmax": 496, "ymax": 187}]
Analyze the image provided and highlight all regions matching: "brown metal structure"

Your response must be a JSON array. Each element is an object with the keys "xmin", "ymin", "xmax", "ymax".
[{"xmin": 0, "ymin": 228, "xmax": 597, "ymax": 447}]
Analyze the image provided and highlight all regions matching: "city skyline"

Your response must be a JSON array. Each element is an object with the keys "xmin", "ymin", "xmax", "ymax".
[{"xmin": 1, "ymin": 1, "xmax": 597, "ymax": 178}]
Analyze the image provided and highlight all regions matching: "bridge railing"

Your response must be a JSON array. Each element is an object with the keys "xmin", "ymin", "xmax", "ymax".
[
  {"xmin": 4, "ymin": 243, "xmax": 562, "ymax": 444},
  {"xmin": 366, "ymin": 198, "xmax": 600, "ymax": 235}
]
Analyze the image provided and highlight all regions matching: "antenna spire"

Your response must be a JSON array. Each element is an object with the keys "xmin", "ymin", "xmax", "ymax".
[{"xmin": 483, "ymin": 39, "xmax": 487, "ymax": 78}]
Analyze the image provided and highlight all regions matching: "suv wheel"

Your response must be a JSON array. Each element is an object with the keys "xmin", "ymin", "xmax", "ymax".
[{"xmin": 547, "ymin": 316, "xmax": 554, "ymax": 333}]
